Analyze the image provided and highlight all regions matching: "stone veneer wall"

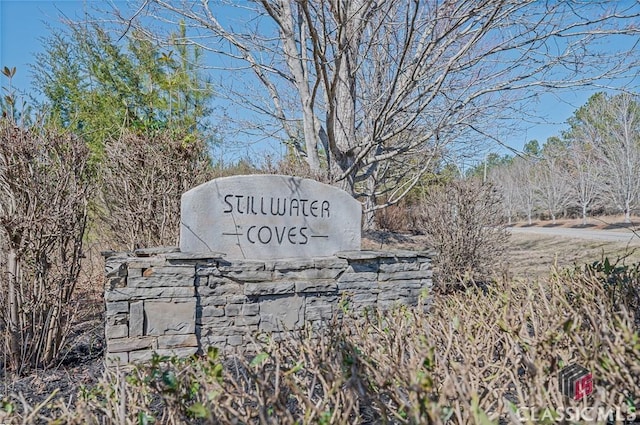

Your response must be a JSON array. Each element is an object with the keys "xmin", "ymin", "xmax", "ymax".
[{"xmin": 103, "ymin": 247, "xmax": 432, "ymax": 364}]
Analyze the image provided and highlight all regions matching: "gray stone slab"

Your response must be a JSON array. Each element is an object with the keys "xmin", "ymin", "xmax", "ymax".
[
  {"xmin": 306, "ymin": 305, "xmax": 333, "ymax": 321},
  {"xmin": 106, "ymin": 324, "xmax": 128, "ymax": 339},
  {"xmin": 378, "ymin": 280, "xmax": 423, "ymax": 290},
  {"xmin": 378, "ymin": 270, "xmax": 432, "ymax": 281},
  {"xmin": 345, "ymin": 261, "xmax": 379, "ymax": 273},
  {"xmin": 105, "ymin": 287, "xmax": 195, "ymax": 301},
  {"xmin": 107, "ymin": 336, "xmax": 156, "ymax": 353},
  {"xmin": 244, "ymin": 281, "xmax": 295, "ymax": 296},
  {"xmin": 198, "ymin": 282, "xmax": 243, "ymax": 297},
  {"xmin": 378, "ymin": 261, "xmax": 420, "ymax": 273},
  {"xmin": 272, "ymin": 258, "xmax": 316, "ymax": 270},
  {"xmin": 128, "ymin": 350, "xmax": 156, "ymax": 362},
  {"xmin": 129, "ymin": 301, "xmax": 144, "ymax": 337},
  {"xmin": 200, "ymin": 335, "xmax": 227, "ymax": 346},
  {"xmin": 146, "ymin": 266, "xmax": 195, "ymax": 275},
  {"xmin": 108, "ymin": 314, "xmax": 128, "ymax": 326},
  {"xmin": 259, "ymin": 295, "xmax": 304, "ymax": 332},
  {"xmin": 275, "ymin": 268, "xmax": 342, "ymax": 280},
  {"xmin": 348, "ymin": 293, "xmax": 378, "ymax": 305},
  {"xmin": 234, "ymin": 315, "xmax": 261, "ymax": 326},
  {"xmin": 106, "ymin": 301, "xmax": 129, "ymax": 315},
  {"xmin": 164, "ymin": 252, "xmax": 225, "ymax": 260},
  {"xmin": 134, "ymin": 246, "xmax": 180, "ymax": 257},
  {"xmin": 128, "ymin": 259, "xmax": 168, "ymax": 269},
  {"xmin": 313, "ymin": 257, "xmax": 349, "ymax": 269},
  {"xmin": 336, "ymin": 250, "xmax": 395, "ymax": 260},
  {"xmin": 180, "ymin": 175, "xmax": 361, "ymax": 259},
  {"xmin": 127, "ymin": 275, "xmax": 194, "ymax": 288},
  {"xmin": 225, "ymin": 303, "xmax": 259, "ymax": 316},
  {"xmin": 145, "ymin": 300, "xmax": 196, "ymax": 335},
  {"xmin": 198, "ymin": 316, "xmax": 233, "ymax": 327},
  {"xmin": 201, "ymin": 305, "xmax": 225, "ymax": 317},
  {"xmin": 222, "ymin": 270, "xmax": 274, "ymax": 282},
  {"xmin": 227, "ymin": 335, "xmax": 244, "ymax": 346},
  {"xmin": 227, "ymin": 295, "xmax": 249, "ymax": 304},
  {"xmin": 295, "ymin": 280, "xmax": 338, "ymax": 293},
  {"xmin": 216, "ymin": 260, "xmax": 267, "ymax": 272},
  {"xmin": 157, "ymin": 334, "xmax": 198, "ymax": 349},
  {"xmin": 337, "ymin": 272, "xmax": 378, "ymax": 283},
  {"xmin": 199, "ymin": 296, "xmax": 228, "ymax": 306},
  {"xmin": 196, "ymin": 266, "xmax": 221, "ymax": 277},
  {"xmin": 337, "ymin": 280, "xmax": 379, "ymax": 291},
  {"xmin": 155, "ymin": 347, "xmax": 199, "ymax": 358},
  {"xmin": 305, "ymin": 295, "xmax": 338, "ymax": 305},
  {"xmin": 202, "ymin": 326, "xmax": 246, "ymax": 336}
]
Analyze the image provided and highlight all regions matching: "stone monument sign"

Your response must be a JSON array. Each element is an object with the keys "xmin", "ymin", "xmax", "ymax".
[{"xmin": 180, "ymin": 175, "xmax": 361, "ymax": 259}]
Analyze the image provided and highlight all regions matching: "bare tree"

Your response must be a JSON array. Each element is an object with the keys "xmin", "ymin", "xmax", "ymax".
[
  {"xmin": 566, "ymin": 138, "xmax": 602, "ymax": 225},
  {"xmin": 510, "ymin": 158, "xmax": 537, "ymax": 225},
  {"xmin": 489, "ymin": 165, "xmax": 516, "ymax": 225},
  {"xmin": 112, "ymin": 1, "xmax": 640, "ymax": 226},
  {"xmin": 567, "ymin": 93, "xmax": 640, "ymax": 223},
  {"xmin": 535, "ymin": 141, "xmax": 573, "ymax": 224},
  {"xmin": 601, "ymin": 94, "xmax": 640, "ymax": 223}
]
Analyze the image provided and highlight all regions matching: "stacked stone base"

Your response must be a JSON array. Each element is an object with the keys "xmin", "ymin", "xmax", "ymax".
[{"xmin": 104, "ymin": 248, "xmax": 432, "ymax": 364}]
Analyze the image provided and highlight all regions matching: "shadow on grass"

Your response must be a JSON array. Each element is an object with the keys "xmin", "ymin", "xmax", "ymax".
[
  {"xmin": 603, "ymin": 222, "xmax": 639, "ymax": 230},
  {"xmin": 571, "ymin": 223, "xmax": 597, "ymax": 229}
]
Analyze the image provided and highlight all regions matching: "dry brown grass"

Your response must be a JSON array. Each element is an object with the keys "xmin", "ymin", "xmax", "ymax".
[{"xmin": 508, "ymin": 232, "xmax": 640, "ymax": 279}]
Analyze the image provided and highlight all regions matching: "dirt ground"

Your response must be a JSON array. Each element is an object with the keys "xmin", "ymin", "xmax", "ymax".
[{"xmin": 4, "ymin": 222, "xmax": 640, "ymax": 415}]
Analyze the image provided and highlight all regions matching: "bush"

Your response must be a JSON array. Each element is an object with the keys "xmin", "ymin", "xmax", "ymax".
[
  {"xmin": 2, "ymin": 265, "xmax": 639, "ymax": 424},
  {"xmin": 0, "ymin": 120, "xmax": 93, "ymax": 371},
  {"xmin": 417, "ymin": 179, "xmax": 509, "ymax": 289},
  {"xmin": 96, "ymin": 131, "xmax": 213, "ymax": 250}
]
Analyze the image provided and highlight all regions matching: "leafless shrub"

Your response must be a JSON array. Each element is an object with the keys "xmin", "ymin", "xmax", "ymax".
[
  {"xmin": 4, "ymin": 268, "xmax": 639, "ymax": 424},
  {"xmin": 418, "ymin": 179, "xmax": 509, "ymax": 289},
  {"xmin": 0, "ymin": 119, "xmax": 93, "ymax": 371},
  {"xmin": 375, "ymin": 201, "xmax": 422, "ymax": 233},
  {"xmin": 96, "ymin": 131, "xmax": 213, "ymax": 250}
]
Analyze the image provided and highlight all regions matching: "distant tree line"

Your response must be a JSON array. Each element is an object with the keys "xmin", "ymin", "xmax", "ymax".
[{"xmin": 474, "ymin": 92, "xmax": 640, "ymax": 225}]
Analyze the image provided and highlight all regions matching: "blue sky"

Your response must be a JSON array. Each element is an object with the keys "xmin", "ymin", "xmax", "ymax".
[
  {"xmin": 1, "ymin": 1, "xmax": 85, "ymax": 87},
  {"xmin": 0, "ymin": 0, "xmax": 636, "ymax": 160}
]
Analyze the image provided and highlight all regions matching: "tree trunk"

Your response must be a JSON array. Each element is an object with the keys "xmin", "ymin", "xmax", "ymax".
[
  {"xmin": 362, "ymin": 175, "xmax": 377, "ymax": 231},
  {"xmin": 7, "ymin": 248, "xmax": 19, "ymax": 367},
  {"xmin": 582, "ymin": 204, "xmax": 588, "ymax": 225},
  {"xmin": 625, "ymin": 199, "xmax": 631, "ymax": 223}
]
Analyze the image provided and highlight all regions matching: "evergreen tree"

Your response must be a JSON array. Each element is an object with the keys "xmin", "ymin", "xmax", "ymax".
[{"xmin": 33, "ymin": 21, "xmax": 214, "ymax": 158}]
